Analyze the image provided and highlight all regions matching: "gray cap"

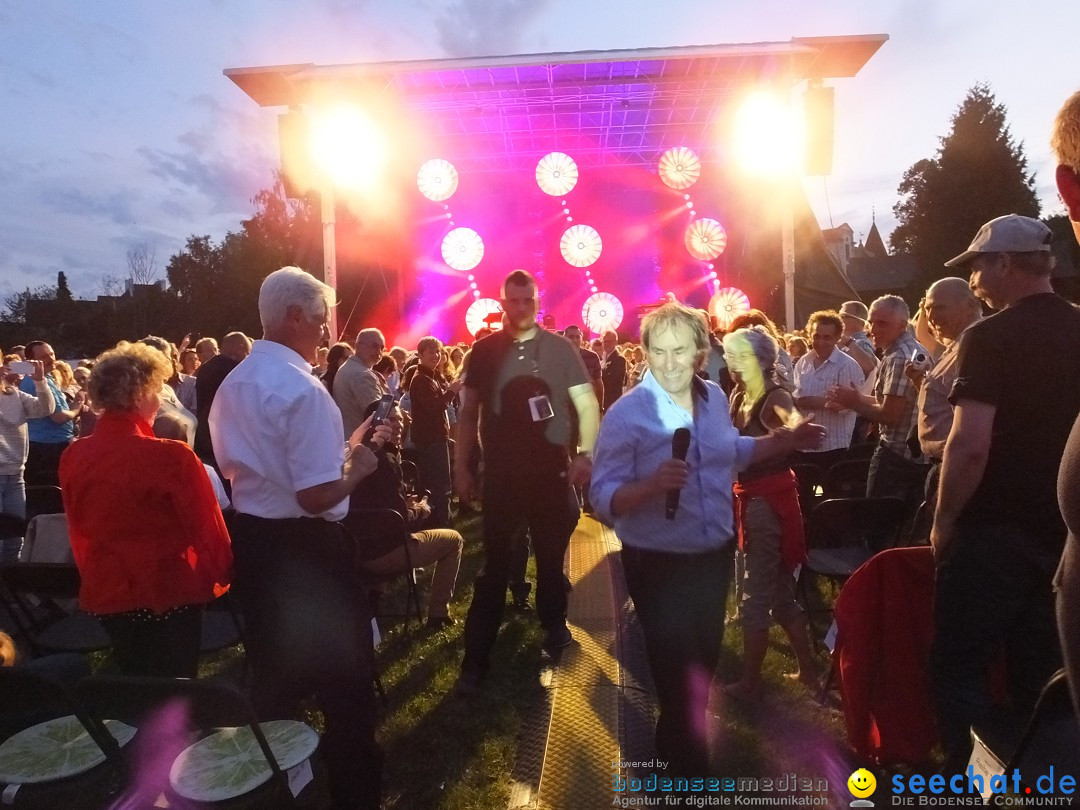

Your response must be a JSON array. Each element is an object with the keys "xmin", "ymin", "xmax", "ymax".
[
  {"xmin": 838, "ymin": 301, "xmax": 869, "ymax": 323},
  {"xmin": 944, "ymin": 214, "xmax": 1052, "ymax": 267}
]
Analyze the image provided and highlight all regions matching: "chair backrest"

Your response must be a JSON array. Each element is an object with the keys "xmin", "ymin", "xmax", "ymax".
[
  {"xmin": 823, "ymin": 458, "xmax": 871, "ymax": 500},
  {"xmin": 1007, "ymin": 669, "xmax": 1080, "ymax": 780},
  {"xmin": 343, "ymin": 507, "xmax": 409, "ymax": 563},
  {"xmin": 806, "ymin": 497, "xmax": 907, "ymax": 553},
  {"xmin": 790, "ymin": 463, "xmax": 825, "ymax": 511},
  {"xmin": 25, "ymin": 485, "xmax": 64, "ymax": 521},
  {"xmin": 0, "ymin": 562, "xmax": 81, "ymax": 601},
  {"xmin": 21, "ymin": 514, "xmax": 73, "ymax": 563}
]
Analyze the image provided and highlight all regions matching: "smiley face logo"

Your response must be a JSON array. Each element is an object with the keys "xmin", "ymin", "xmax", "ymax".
[{"xmin": 848, "ymin": 769, "xmax": 877, "ymax": 799}]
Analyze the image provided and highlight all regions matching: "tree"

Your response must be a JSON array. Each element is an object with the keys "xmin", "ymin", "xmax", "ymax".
[
  {"xmin": 3, "ymin": 284, "xmax": 56, "ymax": 323},
  {"xmin": 126, "ymin": 243, "xmax": 159, "ymax": 285},
  {"xmin": 890, "ymin": 84, "xmax": 1040, "ymax": 289},
  {"xmin": 56, "ymin": 272, "xmax": 72, "ymax": 303}
]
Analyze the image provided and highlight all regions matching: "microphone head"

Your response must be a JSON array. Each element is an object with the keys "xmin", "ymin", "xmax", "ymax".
[{"xmin": 672, "ymin": 427, "xmax": 691, "ymax": 460}]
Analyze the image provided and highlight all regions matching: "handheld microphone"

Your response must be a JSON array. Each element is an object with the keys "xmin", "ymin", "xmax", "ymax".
[{"xmin": 665, "ymin": 427, "xmax": 691, "ymax": 520}]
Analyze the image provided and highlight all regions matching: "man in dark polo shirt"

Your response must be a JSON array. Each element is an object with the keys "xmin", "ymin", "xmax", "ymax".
[
  {"xmin": 454, "ymin": 270, "xmax": 600, "ymax": 693},
  {"xmin": 930, "ymin": 214, "xmax": 1080, "ymax": 771}
]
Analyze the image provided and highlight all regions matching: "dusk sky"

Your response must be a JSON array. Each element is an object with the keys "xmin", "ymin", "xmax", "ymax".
[{"xmin": 2, "ymin": 1, "xmax": 1077, "ymax": 305}]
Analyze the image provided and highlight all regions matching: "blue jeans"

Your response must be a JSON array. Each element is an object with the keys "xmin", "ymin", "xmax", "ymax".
[{"xmin": 0, "ymin": 473, "xmax": 26, "ymax": 564}]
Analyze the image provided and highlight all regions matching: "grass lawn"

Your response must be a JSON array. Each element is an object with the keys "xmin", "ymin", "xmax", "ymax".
[{"xmin": 194, "ymin": 514, "xmax": 887, "ymax": 809}]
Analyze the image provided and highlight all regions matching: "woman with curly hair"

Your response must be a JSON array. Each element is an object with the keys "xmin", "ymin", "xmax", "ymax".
[{"xmin": 59, "ymin": 342, "xmax": 232, "ymax": 677}]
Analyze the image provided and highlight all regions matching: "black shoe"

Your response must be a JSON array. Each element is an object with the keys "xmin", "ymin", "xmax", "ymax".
[
  {"xmin": 426, "ymin": 616, "xmax": 455, "ymax": 631},
  {"xmin": 542, "ymin": 625, "xmax": 573, "ymax": 653}
]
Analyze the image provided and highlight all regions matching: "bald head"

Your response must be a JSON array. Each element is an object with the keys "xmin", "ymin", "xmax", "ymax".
[
  {"xmin": 221, "ymin": 332, "xmax": 252, "ymax": 362},
  {"xmin": 925, "ymin": 277, "xmax": 981, "ymax": 342}
]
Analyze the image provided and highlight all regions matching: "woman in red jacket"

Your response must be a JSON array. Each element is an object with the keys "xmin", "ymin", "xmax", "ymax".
[{"xmin": 60, "ymin": 342, "xmax": 232, "ymax": 678}]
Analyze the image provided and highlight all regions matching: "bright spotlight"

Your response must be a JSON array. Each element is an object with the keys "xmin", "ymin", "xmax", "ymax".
[
  {"xmin": 733, "ymin": 91, "xmax": 800, "ymax": 176},
  {"xmin": 308, "ymin": 105, "xmax": 387, "ymax": 190}
]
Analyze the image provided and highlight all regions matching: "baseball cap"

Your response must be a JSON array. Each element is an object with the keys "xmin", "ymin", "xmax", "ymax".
[
  {"xmin": 944, "ymin": 214, "xmax": 1052, "ymax": 267},
  {"xmin": 838, "ymin": 301, "xmax": 869, "ymax": 323}
]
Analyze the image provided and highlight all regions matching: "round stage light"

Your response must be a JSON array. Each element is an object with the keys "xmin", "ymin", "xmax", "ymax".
[
  {"xmin": 582, "ymin": 292, "xmax": 624, "ymax": 334},
  {"xmin": 417, "ymin": 159, "xmax": 459, "ymax": 201},
  {"xmin": 441, "ymin": 227, "xmax": 484, "ymax": 271},
  {"xmin": 466, "ymin": 298, "xmax": 503, "ymax": 335},
  {"xmin": 659, "ymin": 147, "xmax": 702, "ymax": 190},
  {"xmin": 536, "ymin": 152, "xmax": 578, "ymax": 196},
  {"xmin": 709, "ymin": 287, "xmax": 751, "ymax": 330},
  {"xmin": 560, "ymin": 224, "xmax": 602, "ymax": 267},
  {"xmin": 685, "ymin": 218, "xmax": 728, "ymax": 261}
]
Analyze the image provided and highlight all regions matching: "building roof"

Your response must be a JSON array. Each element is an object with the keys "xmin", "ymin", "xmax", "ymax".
[
  {"xmin": 226, "ymin": 35, "xmax": 887, "ymax": 172},
  {"xmin": 863, "ymin": 220, "xmax": 888, "ymax": 257},
  {"xmin": 844, "ymin": 254, "xmax": 919, "ymax": 294}
]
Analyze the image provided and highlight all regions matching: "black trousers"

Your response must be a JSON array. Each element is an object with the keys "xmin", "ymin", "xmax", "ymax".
[
  {"xmin": 461, "ymin": 465, "xmax": 578, "ymax": 675},
  {"xmin": 230, "ymin": 514, "xmax": 382, "ymax": 810},
  {"xmin": 100, "ymin": 605, "xmax": 203, "ymax": 678},
  {"xmin": 931, "ymin": 521, "xmax": 1063, "ymax": 771},
  {"xmin": 621, "ymin": 543, "xmax": 734, "ymax": 778},
  {"xmin": 26, "ymin": 440, "xmax": 69, "ymax": 487}
]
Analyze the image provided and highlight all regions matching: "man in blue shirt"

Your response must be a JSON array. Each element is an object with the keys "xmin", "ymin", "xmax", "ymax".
[
  {"xmin": 21, "ymin": 341, "xmax": 82, "ymax": 486},
  {"xmin": 591, "ymin": 302, "xmax": 824, "ymax": 779}
]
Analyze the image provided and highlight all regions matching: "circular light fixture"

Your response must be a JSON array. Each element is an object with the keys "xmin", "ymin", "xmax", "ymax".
[
  {"xmin": 659, "ymin": 146, "xmax": 702, "ymax": 190},
  {"xmin": 536, "ymin": 152, "xmax": 578, "ymax": 196},
  {"xmin": 560, "ymin": 224, "xmax": 602, "ymax": 267},
  {"xmin": 582, "ymin": 292, "xmax": 624, "ymax": 334},
  {"xmin": 685, "ymin": 218, "xmax": 728, "ymax": 261},
  {"xmin": 417, "ymin": 158, "xmax": 459, "ymax": 202},
  {"xmin": 709, "ymin": 287, "xmax": 752, "ymax": 330},
  {"xmin": 441, "ymin": 227, "xmax": 484, "ymax": 271},
  {"xmin": 466, "ymin": 298, "xmax": 503, "ymax": 335}
]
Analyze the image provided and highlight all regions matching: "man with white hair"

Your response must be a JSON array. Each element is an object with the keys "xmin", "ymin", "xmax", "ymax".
[
  {"xmin": 930, "ymin": 215, "xmax": 1080, "ymax": 772},
  {"xmin": 210, "ymin": 266, "xmax": 391, "ymax": 810},
  {"xmin": 828, "ymin": 294, "xmax": 930, "ymax": 509},
  {"xmin": 334, "ymin": 326, "xmax": 386, "ymax": 438}
]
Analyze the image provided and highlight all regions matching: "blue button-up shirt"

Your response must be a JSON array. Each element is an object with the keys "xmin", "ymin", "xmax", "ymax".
[{"xmin": 591, "ymin": 370, "xmax": 755, "ymax": 554}]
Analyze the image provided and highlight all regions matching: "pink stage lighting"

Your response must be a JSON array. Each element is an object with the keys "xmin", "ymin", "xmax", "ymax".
[
  {"xmin": 560, "ymin": 224, "xmax": 602, "ymax": 267},
  {"xmin": 536, "ymin": 152, "xmax": 579, "ymax": 196},
  {"xmin": 582, "ymin": 292, "xmax": 624, "ymax": 333},
  {"xmin": 659, "ymin": 146, "xmax": 702, "ymax": 190},
  {"xmin": 466, "ymin": 298, "xmax": 503, "ymax": 334},
  {"xmin": 441, "ymin": 227, "xmax": 484, "ymax": 271},
  {"xmin": 417, "ymin": 158, "xmax": 459, "ymax": 202},
  {"xmin": 709, "ymin": 287, "xmax": 752, "ymax": 330},
  {"xmin": 685, "ymin": 218, "xmax": 728, "ymax": 261}
]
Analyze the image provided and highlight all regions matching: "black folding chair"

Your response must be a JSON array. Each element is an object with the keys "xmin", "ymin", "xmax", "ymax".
[
  {"xmin": 823, "ymin": 458, "xmax": 872, "ymax": 500},
  {"xmin": 796, "ymin": 497, "xmax": 907, "ymax": 644},
  {"xmin": 77, "ymin": 675, "xmax": 313, "ymax": 808},
  {"xmin": 24, "ymin": 486, "xmax": 64, "ymax": 521},
  {"xmin": 344, "ymin": 507, "xmax": 422, "ymax": 627},
  {"xmin": 790, "ymin": 463, "xmax": 825, "ymax": 515},
  {"xmin": 0, "ymin": 668, "xmax": 122, "ymax": 808},
  {"xmin": 0, "ymin": 563, "xmax": 111, "ymax": 657}
]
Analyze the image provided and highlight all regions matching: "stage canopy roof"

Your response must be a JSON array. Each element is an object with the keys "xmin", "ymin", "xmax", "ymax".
[{"xmin": 226, "ymin": 35, "xmax": 887, "ymax": 173}]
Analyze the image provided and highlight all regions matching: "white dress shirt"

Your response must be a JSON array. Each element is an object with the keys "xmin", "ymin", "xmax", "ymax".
[
  {"xmin": 210, "ymin": 339, "xmax": 349, "ymax": 522},
  {"xmin": 793, "ymin": 346, "xmax": 864, "ymax": 453}
]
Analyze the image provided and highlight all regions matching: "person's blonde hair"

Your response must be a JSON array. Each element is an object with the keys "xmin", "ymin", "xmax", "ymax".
[
  {"xmin": 89, "ymin": 342, "xmax": 172, "ymax": 413},
  {"xmin": 0, "ymin": 631, "xmax": 16, "ymax": 667},
  {"xmin": 640, "ymin": 302, "xmax": 709, "ymax": 354},
  {"xmin": 54, "ymin": 359, "xmax": 76, "ymax": 390},
  {"xmin": 1052, "ymin": 90, "xmax": 1080, "ymax": 173}
]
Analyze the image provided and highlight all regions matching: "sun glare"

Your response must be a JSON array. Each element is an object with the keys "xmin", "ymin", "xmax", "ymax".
[
  {"xmin": 732, "ymin": 92, "xmax": 800, "ymax": 176},
  {"xmin": 308, "ymin": 105, "xmax": 388, "ymax": 190}
]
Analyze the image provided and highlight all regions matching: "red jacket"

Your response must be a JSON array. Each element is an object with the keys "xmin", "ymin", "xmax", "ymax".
[
  {"xmin": 60, "ymin": 410, "xmax": 232, "ymax": 615},
  {"xmin": 834, "ymin": 546, "xmax": 938, "ymax": 765}
]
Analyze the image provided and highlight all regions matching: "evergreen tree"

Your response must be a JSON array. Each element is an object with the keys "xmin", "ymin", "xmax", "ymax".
[
  {"xmin": 56, "ymin": 271, "xmax": 73, "ymax": 302},
  {"xmin": 890, "ymin": 84, "xmax": 1040, "ymax": 288}
]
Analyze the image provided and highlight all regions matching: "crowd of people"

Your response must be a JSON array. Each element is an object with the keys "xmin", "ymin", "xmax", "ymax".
[{"xmin": 3, "ymin": 89, "xmax": 1080, "ymax": 808}]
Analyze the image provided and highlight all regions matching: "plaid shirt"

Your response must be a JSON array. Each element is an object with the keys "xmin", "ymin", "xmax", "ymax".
[{"xmin": 873, "ymin": 331, "xmax": 929, "ymax": 459}]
